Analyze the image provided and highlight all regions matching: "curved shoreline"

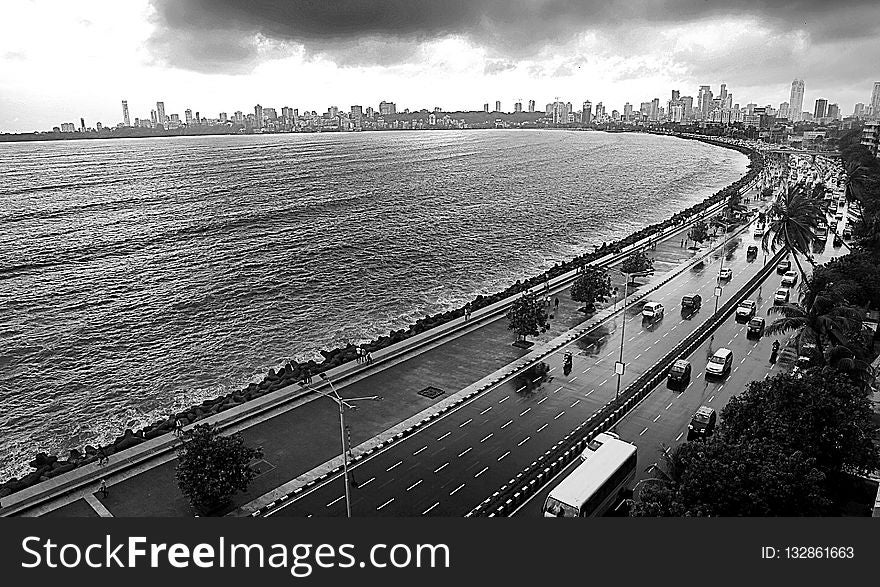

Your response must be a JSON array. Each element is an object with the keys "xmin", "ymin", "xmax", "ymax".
[{"xmin": 0, "ymin": 132, "xmax": 762, "ymax": 497}]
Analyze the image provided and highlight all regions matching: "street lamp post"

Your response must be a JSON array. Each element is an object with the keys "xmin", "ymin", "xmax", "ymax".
[
  {"xmin": 607, "ymin": 267, "xmax": 634, "ymax": 400},
  {"xmin": 317, "ymin": 373, "xmax": 381, "ymax": 518}
]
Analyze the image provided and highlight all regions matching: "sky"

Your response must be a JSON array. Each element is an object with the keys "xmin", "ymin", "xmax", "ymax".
[{"xmin": 1, "ymin": 0, "xmax": 879, "ymax": 132}]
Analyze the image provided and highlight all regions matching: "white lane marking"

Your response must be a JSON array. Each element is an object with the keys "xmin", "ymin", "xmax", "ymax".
[
  {"xmin": 406, "ymin": 480, "xmax": 423, "ymax": 491},
  {"xmin": 570, "ymin": 399, "xmax": 581, "ymax": 408},
  {"xmin": 554, "ymin": 386, "xmax": 564, "ymax": 393},
  {"xmin": 532, "ymin": 377, "xmax": 542, "ymax": 383},
  {"xmin": 413, "ymin": 446, "xmax": 428, "ymax": 456},
  {"xmin": 437, "ymin": 431, "xmax": 451, "ymax": 441},
  {"xmin": 671, "ymin": 325, "xmax": 678, "ymax": 331},
  {"xmin": 499, "ymin": 396, "xmax": 510, "ymax": 403},
  {"xmin": 498, "ymin": 451, "xmax": 510, "ymax": 461},
  {"xmin": 516, "ymin": 386, "xmax": 526, "ymax": 393},
  {"xmin": 518, "ymin": 436, "xmax": 531, "ymax": 447},
  {"xmin": 569, "ymin": 377, "xmax": 578, "ymax": 383},
  {"xmin": 634, "ymin": 353, "xmax": 643, "ymax": 360},
  {"xmin": 449, "ymin": 483, "xmax": 465, "ymax": 496},
  {"xmin": 538, "ymin": 397, "xmax": 548, "ymax": 405},
  {"xmin": 480, "ymin": 433, "xmax": 494, "ymax": 443},
  {"xmin": 327, "ymin": 495, "xmax": 345, "ymax": 507},
  {"xmin": 386, "ymin": 460, "xmax": 403, "ymax": 472},
  {"xmin": 586, "ymin": 389, "xmax": 595, "ymax": 396},
  {"xmin": 480, "ymin": 406, "xmax": 492, "ymax": 415},
  {"xmin": 600, "ymin": 378, "xmax": 609, "ymax": 386},
  {"xmin": 708, "ymin": 395, "xmax": 715, "ymax": 403},
  {"xmin": 434, "ymin": 462, "xmax": 449, "ymax": 473},
  {"xmin": 459, "ymin": 419, "xmax": 472, "ymax": 428},
  {"xmin": 475, "ymin": 466, "xmax": 489, "ymax": 478},
  {"xmin": 537, "ymin": 423, "xmax": 549, "ymax": 433},
  {"xmin": 676, "ymin": 432, "xmax": 684, "ymax": 442},
  {"xmin": 501, "ymin": 419, "xmax": 513, "ymax": 429},
  {"xmin": 628, "ymin": 335, "xmax": 638, "ymax": 342},
  {"xmin": 422, "ymin": 502, "xmax": 440, "ymax": 515},
  {"xmin": 360, "ymin": 477, "xmax": 376, "ymax": 488},
  {"xmin": 554, "ymin": 411, "xmax": 565, "ymax": 420},
  {"xmin": 548, "ymin": 367, "xmax": 556, "ymax": 374},
  {"xmin": 582, "ymin": 367, "xmax": 592, "ymax": 373},
  {"xmin": 458, "ymin": 447, "xmax": 472, "ymax": 458},
  {"xmin": 520, "ymin": 407, "xmax": 531, "ymax": 416},
  {"xmin": 665, "ymin": 401, "xmax": 674, "ymax": 410},
  {"xmin": 639, "ymin": 427, "xmax": 649, "ymax": 436},
  {"xmin": 663, "ymin": 332, "xmax": 670, "ymax": 338},
  {"xmin": 377, "ymin": 498, "xmax": 395, "ymax": 511},
  {"xmin": 653, "ymin": 414, "xmax": 661, "ymax": 422}
]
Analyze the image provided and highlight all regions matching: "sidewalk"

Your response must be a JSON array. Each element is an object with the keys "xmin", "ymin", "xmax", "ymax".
[{"xmin": 18, "ymin": 186, "xmax": 768, "ymax": 517}]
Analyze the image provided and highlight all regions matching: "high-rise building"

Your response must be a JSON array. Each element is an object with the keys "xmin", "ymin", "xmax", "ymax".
[
  {"xmin": 528, "ymin": 100, "xmax": 535, "ymax": 113},
  {"xmin": 80, "ymin": 117, "xmax": 85, "ymax": 131},
  {"xmin": 254, "ymin": 104, "xmax": 264, "ymax": 128},
  {"xmin": 582, "ymin": 101, "xmax": 592, "ymax": 124},
  {"xmin": 495, "ymin": 100, "xmax": 501, "ymax": 112},
  {"xmin": 814, "ymin": 98, "xmax": 828, "ymax": 120},
  {"xmin": 365, "ymin": 107, "xmax": 374, "ymax": 118},
  {"xmin": 854, "ymin": 103, "xmax": 866, "ymax": 118},
  {"xmin": 650, "ymin": 98, "xmax": 660, "ymax": 121},
  {"xmin": 861, "ymin": 120, "xmax": 879, "ymax": 157},
  {"xmin": 220, "ymin": 112, "xmax": 228, "ymax": 123},
  {"xmin": 623, "ymin": 102, "xmax": 633, "ymax": 121},
  {"xmin": 697, "ymin": 85, "xmax": 712, "ymax": 119},
  {"xmin": 121, "ymin": 100, "xmax": 131, "ymax": 127},
  {"xmin": 671, "ymin": 90, "xmax": 680, "ymax": 101},
  {"xmin": 60, "ymin": 122, "xmax": 76, "ymax": 133},
  {"xmin": 789, "ymin": 79, "xmax": 805, "ymax": 122},
  {"xmin": 156, "ymin": 101, "xmax": 166, "ymax": 124},
  {"xmin": 150, "ymin": 110, "xmax": 158, "ymax": 125},
  {"xmin": 350, "ymin": 105, "xmax": 363, "ymax": 119},
  {"xmin": 514, "ymin": 101, "xmax": 522, "ymax": 113},
  {"xmin": 778, "ymin": 102, "xmax": 790, "ymax": 120},
  {"xmin": 379, "ymin": 101, "xmax": 396, "ymax": 116},
  {"xmin": 828, "ymin": 103, "xmax": 840, "ymax": 121},
  {"xmin": 233, "ymin": 111, "xmax": 243, "ymax": 124},
  {"xmin": 185, "ymin": 109, "xmax": 193, "ymax": 125},
  {"xmin": 870, "ymin": 82, "xmax": 880, "ymax": 119},
  {"xmin": 483, "ymin": 103, "xmax": 489, "ymax": 113}
]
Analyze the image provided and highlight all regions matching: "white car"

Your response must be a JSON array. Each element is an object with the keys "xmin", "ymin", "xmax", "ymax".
[
  {"xmin": 753, "ymin": 225, "xmax": 765, "ymax": 237},
  {"xmin": 736, "ymin": 300, "xmax": 757, "ymax": 320},
  {"xmin": 718, "ymin": 267, "xmax": 732, "ymax": 280},
  {"xmin": 774, "ymin": 288, "xmax": 790, "ymax": 304},
  {"xmin": 781, "ymin": 271, "xmax": 798, "ymax": 287},
  {"xmin": 642, "ymin": 301, "xmax": 664, "ymax": 320},
  {"xmin": 580, "ymin": 432, "xmax": 620, "ymax": 461}
]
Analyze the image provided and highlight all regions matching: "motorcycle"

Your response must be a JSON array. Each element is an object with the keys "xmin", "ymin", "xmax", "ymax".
[
  {"xmin": 563, "ymin": 351, "xmax": 573, "ymax": 375},
  {"xmin": 770, "ymin": 341, "xmax": 780, "ymax": 364}
]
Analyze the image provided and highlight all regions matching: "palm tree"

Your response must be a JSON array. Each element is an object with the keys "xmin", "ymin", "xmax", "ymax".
[
  {"xmin": 843, "ymin": 160, "xmax": 874, "ymax": 214},
  {"xmin": 827, "ymin": 345, "xmax": 877, "ymax": 390},
  {"xmin": 766, "ymin": 286, "xmax": 864, "ymax": 364},
  {"xmin": 761, "ymin": 184, "xmax": 824, "ymax": 283}
]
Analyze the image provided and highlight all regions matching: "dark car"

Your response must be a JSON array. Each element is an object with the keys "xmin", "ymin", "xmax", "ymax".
[
  {"xmin": 747, "ymin": 317, "xmax": 765, "ymax": 338},
  {"xmin": 667, "ymin": 359, "xmax": 692, "ymax": 387},
  {"xmin": 687, "ymin": 406, "xmax": 717, "ymax": 441},
  {"xmin": 776, "ymin": 259, "xmax": 791, "ymax": 274},
  {"xmin": 681, "ymin": 294, "xmax": 702, "ymax": 310},
  {"xmin": 746, "ymin": 245, "xmax": 758, "ymax": 261}
]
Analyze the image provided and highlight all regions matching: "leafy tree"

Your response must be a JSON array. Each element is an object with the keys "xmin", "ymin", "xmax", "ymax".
[
  {"xmin": 720, "ymin": 371, "xmax": 879, "ymax": 478},
  {"xmin": 723, "ymin": 191, "xmax": 747, "ymax": 220},
  {"xmin": 570, "ymin": 268, "xmax": 612, "ymax": 313},
  {"xmin": 760, "ymin": 187, "xmax": 774, "ymax": 200},
  {"xmin": 761, "ymin": 184, "xmax": 824, "ymax": 283},
  {"xmin": 827, "ymin": 345, "xmax": 877, "ymax": 390},
  {"xmin": 619, "ymin": 250, "xmax": 654, "ymax": 283},
  {"xmin": 176, "ymin": 424, "xmax": 264, "ymax": 515},
  {"xmin": 506, "ymin": 291, "xmax": 548, "ymax": 344},
  {"xmin": 630, "ymin": 437, "xmax": 829, "ymax": 516},
  {"xmin": 686, "ymin": 219, "xmax": 709, "ymax": 247}
]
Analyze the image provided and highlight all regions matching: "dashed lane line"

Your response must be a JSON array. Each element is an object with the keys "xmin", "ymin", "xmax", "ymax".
[
  {"xmin": 386, "ymin": 460, "xmax": 403, "ymax": 472},
  {"xmin": 458, "ymin": 447, "xmax": 472, "ymax": 458},
  {"xmin": 377, "ymin": 498, "xmax": 395, "ymax": 511},
  {"xmin": 666, "ymin": 401, "xmax": 674, "ymax": 410},
  {"xmin": 708, "ymin": 395, "xmax": 716, "ymax": 402},
  {"xmin": 538, "ymin": 397, "xmax": 548, "ymax": 405},
  {"xmin": 413, "ymin": 446, "xmax": 427, "ymax": 456},
  {"xmin": 600, "ymin": 378, "xmax": 609, "ymax": 386},
  {"xmin": 676, "ymin": 432, "xmax": 684, "ymax": 442},
  {"xmin": 422, "ymin": 502, "xmax": 440, "ymax": 515},
  {"xmin": 475, "ymin": 466, "xmax": 489, "ymax": 478},
  {"xmin": 406, "ymin": 480, "xmax": 422, "ymax": 492},
  {"xmin": 360, "ymin": 477, "xmax": 376, "ymax": 488},
  {"xmin": 640, "ymin": 427, "xmax": 649, "ymax": 436},
  {"xmin": 519, "ymin": 407, "xmax": 532, "ymax": 416},
  {"xmin": 554, "ymin": 411, "xmax": 565, "ymax": 420},
  {"xmin": 437, "ymin": 432, "xmax": 451, "ymax": 441},
  {"xmin": 653, "ymin": 414, "xmax": 661, "ymax": 422},
  {"xmin": 586, "ymin": 389, "xmax": 595, "ymax": 396},
  {"xmin": 570, "ymin": 399, "xmax": 581, "ymax": 408},
  {"xmin": 518, "ymin": 436, "xmax": 531, "ymax": 447},
  {"xmin": 480, "ymin": 407, "xmax": 492, "ymax": 415},
  {"xmin": 449, "ymin": 484, "xmax": 465, "ymax": 496},
  {"xmin": 480, "ymin": 433, "xmax": 493, "ymax": 443},
  {"xmin": 434, "ymin": 463, "xmax": 449, "ymax": 474},
  {"xmin": 327, "ymin": 495, "xmax": 345, "ymax": 507},
  {"xmin": 459, "ymin": 419, "xmax": 472, "ymax": 428},
  {"xmin": 498, "ymin": 451, "xmax": 510, "ymax": 461},
  {"xmin": 537, "ymin": 423, "xmax": 549, "ymax": 433},
  {"xmin": 499, "ymin": 396, "xmax": 510, "ymax": 403},
  {"xmin": 501, "ymin": 420, "xmax": 513, "ymax": 429}
]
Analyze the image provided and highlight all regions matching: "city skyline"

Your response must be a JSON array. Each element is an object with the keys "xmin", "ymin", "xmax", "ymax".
[{"xmin": 2, "ymin": 1, "xmax": 880, "ymax": 132}]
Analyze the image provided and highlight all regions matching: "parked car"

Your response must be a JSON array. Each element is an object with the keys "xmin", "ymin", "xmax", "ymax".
[
  {"xmin": 843, "ymin": 227, "xmax": 853, "ymax": 239},
  {"xmin": 667, "ymin": 359, "xmax": 692, "ymax": 386},
  {"xmin": 747, "ymin": 316, "xmax": 765, "ymax": 338},
  {"xmin": 718, "ymin": 267, "xmax": 732, "ymax": 281},
  {"xmin": 781, "ymin": 271, "xmax": 798, "ymax": 287},
  {"xmin": 736, "ymin": 300, "xmax": 757, "ymax": 321},
  {"xmin": 746, "ymin": 245, "xmax": 758, "ymax": 260},
  {"xmin": 774, "ymin": 288, "xmax": 790, "ymax": 304},
  {"xmin": 706, "ymin": 348, "xmax": 733, "ymax": 377},
  {"xmin": 776, "ymin": 259, "xmax": 791, "ymax": 274},
  {"xmin": 687, "ymin": 406, "xmax": 717, "ymax": 441},
  {"xmin": 580, "ymin": 432, "xmax": 620, "ymax": 462},
  {"xmin": 681, "ymin": 294, "xmax": 702, "ymax": 310},
  {"xmin": 642, "ymin": 301, "xmax": 664, "ymax": 320}
]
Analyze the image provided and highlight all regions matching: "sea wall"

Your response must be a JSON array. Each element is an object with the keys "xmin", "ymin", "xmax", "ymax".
[{"xmin": 0, "ymin": 132, "xmax": 763, "ymax": 498}]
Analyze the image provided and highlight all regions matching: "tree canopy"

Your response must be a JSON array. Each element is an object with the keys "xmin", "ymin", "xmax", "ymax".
[
  {"xmin": 687, "ymin": 219, "xmax": 709, "ymax": 246},
  {"xmin": 570, "ymin": 268, "xmax": 612, "ymax": 313},
  {"xmin": 506, "ymin": 291, "xmax": 549, "ymax": 343},
  {"xmin": 619, "ymin": 250, "xmax": 654, "ymax": 282}
]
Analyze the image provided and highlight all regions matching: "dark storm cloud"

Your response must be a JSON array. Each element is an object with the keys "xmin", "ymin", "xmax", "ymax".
[{"xmin": 147, "ymin": 0, "xmax": 880, "ymax": 71}]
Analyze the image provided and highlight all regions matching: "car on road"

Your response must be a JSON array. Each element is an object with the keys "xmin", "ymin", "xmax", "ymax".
[
  {"xmin": 706, "ymin": 348, "xmax": 734, "ymax": 377},
  {"xmin": 835, "ymin": 211, "xmax": 844, "ymax": 220},
  {"xmin": 681, "ymin": 294, "xmax": 702, "ymax": 310},
  {"xmin": 718, "ymin": 267, "xmax": 732, "ymax": 281},
  {"xmin": 753, "ymin": 225, "xmax": 765, "ymax": 237},
  {"xmin": 736, "ymin": 300, "xmax": 757, "ymax": 321},
  {"xmin": 580, "ymin": 432, "xmax": 620, "ymax": 462},
  {"xmin": 776, "ymin": 259, "xmax": 791, "ymax": 274},
  {"xmin": 687, "ymin": 406, "xmax": 717, "ymax": 441},
  {"xmin": 667, "ymin": 359, "xmax": 692, "ymax": 386},
  {"xmin": 746, "ymin": 245, "xmax": 758, "ymax": 260},
  {"xmin": 830, "ymin": 219, "xmax": 838, "ymax": 230},
  {"xmin": 774, "ymin": 288, "xmax": 790, "ymax": 304},
  {"xmin": 781, "ymin": 271, "xmax": 798, "ymax": 287},
  {"xmin": 747, "ymin": 316, "xmax": 765, "ymax": 338},
  {"xmin": 843, "ymin": 227, "xmax": 852, "ymax": 239},
  {"xmin": 642, "ymin": 301, "xmax": 664, "ymax": 320}
]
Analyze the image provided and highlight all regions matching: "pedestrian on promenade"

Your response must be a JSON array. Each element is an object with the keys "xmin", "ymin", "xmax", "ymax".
[
  {"xmin": 99, "ymin": 479, "xmax": 108, "ymax": 499},
  {"xmin": 174, "ymin": 418, "xmax": 184, "ymax": 438},
  {"xmin": 365, "ymin": 351, "xmax": 373, "ymax": 365},
  {"xmin": 681, "ymin": 238, "xmax": 684, "ymax": 247},
  {"xmin": 303, "ymin": 366, "xmax": 312, "ymax": 385},
  {"xmin": 464, "ymin": 302, "xmax": 472, "ymax": 322},
  {"xmin": 554, "ymin": 297, "xmax": 560, "ymax": 312},
  {"xmin": 356, "ymin": 346, "xmax": 363, "ymax": 364},
  {"xmin": 97, "ymin": 447, "xmax": 108, "ymax": 466}
]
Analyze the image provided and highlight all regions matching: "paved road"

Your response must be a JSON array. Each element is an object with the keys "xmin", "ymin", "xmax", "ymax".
[
  {"xmin": 267, "ymin": 216, "xmax": 774, "ymax": 516},
  {"xmin": 513, "ymin": 182, "xmax": 851, "ymax": 518}
]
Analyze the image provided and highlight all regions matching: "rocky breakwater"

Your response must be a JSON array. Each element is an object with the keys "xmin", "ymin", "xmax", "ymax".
[{"xmin": 0, "ymin": 135, "xmax": 763, "ymax": 501}]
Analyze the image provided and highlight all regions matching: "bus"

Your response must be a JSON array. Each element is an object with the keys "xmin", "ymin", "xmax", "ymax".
[{"xmin": 543, "ymin": 436, "xmax": 638, "ymax": 517}]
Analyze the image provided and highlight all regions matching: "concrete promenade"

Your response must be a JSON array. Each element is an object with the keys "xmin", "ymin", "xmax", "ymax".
[{"xmin": 3, "ymin": 168, "xmax": 766, "ymax": 517}]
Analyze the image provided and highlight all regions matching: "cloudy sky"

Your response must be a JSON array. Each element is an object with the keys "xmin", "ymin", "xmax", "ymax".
[{"xmin": 1, "ymin": 0, "xmax": 879, "ymax": 132}]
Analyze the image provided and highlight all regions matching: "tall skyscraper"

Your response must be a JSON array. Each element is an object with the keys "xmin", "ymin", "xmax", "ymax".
[
  {"xmin": 870, "ymin": 82, "xmax": 880, "ymax": 119},
  {"xmin": 121, "ymin": 100, "xmax": 130, "ymax": 127},
  {"xmin": 854, "ymin": 103, "xmax": 866, "ymax": 118},
  {"xmin": 483, "ymin": 103, "xmax": 489, "ymax": 113},
  {"xmin": 778, "ymin": 102, "xmax": 790, "ymax": 120},
  {"xmin": 528, "ymin": 100, "xmax": 535, "ymax": 113},
  {"xmin": 650, "ymin": 98, "xmax": 660, "ymax": 121},
  {"xmin": 156, "ymin": 101, "xmax": 166, "ymax": 124},
  {"xmin": 697, "ymin": 85, "xmax": 712, "ymax": 119},
  {"xmin": 671, "ymin": 90, "xmax": 680, "ymax": 101},
  {"xmin": 623, "ymin": 102, "xmax": 633, "ymax": 121},
  {"xmin": 495, "ymin": 100, "xmax": 501, "ymax": 112},
  {"xmin": 150, "ymin": 110, "xmax": 158, "ymax": 125},
  {"xmin": 789, "ymin": 79, "xmax": 805, "ymax": 122},
  {"xmin": 185, "ymin": 109, "xmax": 193, "ymax": 125},
  {"xmin": 514, "ymin": 101, "xmax": 522, "ymax": 113},
  {"xmin": 379, "ymin": 101, "xmax": 396, "ymax": 116},
  {"xmin": 814, "ymin": 98, "xmax": 828, "ymax": 120},
  {"xmin": 254, "ymin": 104, "xmax": 263, "ymax": 128},
  {"xmin": 828, "ymin": 103, "xmax": 840, "ymax": 121},
  {"xmin": 582, "ymin": 101, "xmax": 592, "ymax": 124}
]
